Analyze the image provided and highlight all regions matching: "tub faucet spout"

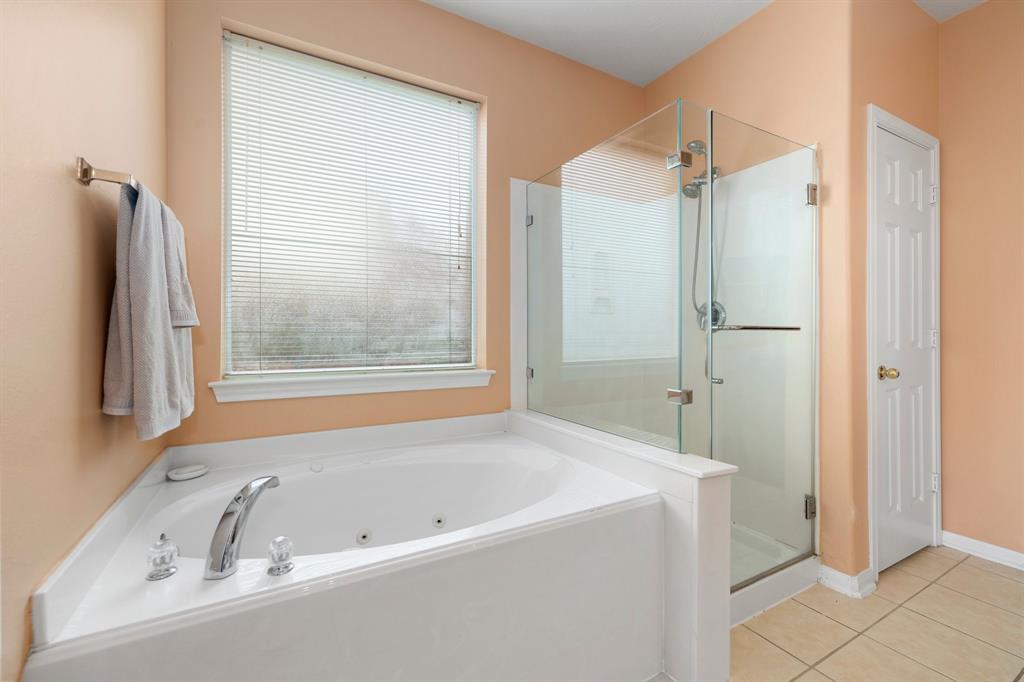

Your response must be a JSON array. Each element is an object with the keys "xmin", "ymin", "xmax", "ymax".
[{"xmin": 204, "ymin": 476, "xmax": 279, "ymax": 580}]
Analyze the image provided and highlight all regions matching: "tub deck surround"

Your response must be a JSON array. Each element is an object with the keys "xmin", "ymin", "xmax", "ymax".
[
  {"xmin": 26, "ymin": 500, "xmax": 666, "ymax": 682},
  {"xmin": 28, "ymin": 410, "xmax": 737, "ymax": 682},
  {"xmin": 31, "ymin": 412, "xmax": 510, "ymax": 648},
  {"xmin": 35, "ymin": 432, "xmax": 656, "ymax": 648}
]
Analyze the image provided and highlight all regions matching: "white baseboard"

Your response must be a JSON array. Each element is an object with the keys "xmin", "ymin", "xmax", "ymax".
[
  {"xmin": 818, "ymin": 564, "xmax": 877, "ymax": 598},
  {"xmin": 942, "ymin": 531, "xmax": 1024, "ymax": 570}
]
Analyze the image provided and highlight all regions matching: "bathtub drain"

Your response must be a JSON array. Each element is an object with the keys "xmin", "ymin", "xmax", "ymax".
[{"xmin": 356, "ymin": 529, "xmax": 372, "ymax": 545}]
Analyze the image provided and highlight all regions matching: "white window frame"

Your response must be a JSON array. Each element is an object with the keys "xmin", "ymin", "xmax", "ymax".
[{"xmin": 211, "ymin": 34, "xmax": 491, "ymax": 403}]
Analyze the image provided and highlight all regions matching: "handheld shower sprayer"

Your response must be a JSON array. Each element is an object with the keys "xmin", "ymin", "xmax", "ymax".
[{"xmin": 681, "ymin": 139, "xmax": 726, "ymax": 329}]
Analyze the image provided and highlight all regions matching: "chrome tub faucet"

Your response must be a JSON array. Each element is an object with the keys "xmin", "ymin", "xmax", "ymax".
[{"xmin": 205, "ymin": 476, "xmax": 279, "ymax": 580}]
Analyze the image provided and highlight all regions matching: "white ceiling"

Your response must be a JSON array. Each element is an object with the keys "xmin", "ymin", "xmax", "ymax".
[
  {"xmin": 422, "ymin": 0, "xmax": 771, "ymax": 86},
  {"xmin": 913, "ymin": 0, "xmax": 985, "ymax": 22}
]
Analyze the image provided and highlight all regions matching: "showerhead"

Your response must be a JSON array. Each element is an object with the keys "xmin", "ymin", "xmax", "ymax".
[
  {"xmin": 686, "ymin": 139, "xmax": 707, "ymax": 156},
  {"xmin": 682, "ymin": 166, "xmax": 722, "ymax": 199}
]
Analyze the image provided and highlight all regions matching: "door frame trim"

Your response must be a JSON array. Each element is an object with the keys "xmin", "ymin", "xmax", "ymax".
[{"xmin": 866, "ymin": 104, "xmax": 942, "ymax": 581}]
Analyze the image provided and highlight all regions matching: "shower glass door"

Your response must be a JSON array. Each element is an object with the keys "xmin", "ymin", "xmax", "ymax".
[
  {"xmin": 527, "ymin": 100, "xmax": 704, "ymax": 451},
  {"xmin": 707, "ymin": 111, "xmax": 818, "ymax": 588}
]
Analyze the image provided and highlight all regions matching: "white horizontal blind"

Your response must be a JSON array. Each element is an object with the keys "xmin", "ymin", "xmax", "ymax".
[{"xmin": 223, "ymin": 32, "xmax": 477, "ymax": 375}]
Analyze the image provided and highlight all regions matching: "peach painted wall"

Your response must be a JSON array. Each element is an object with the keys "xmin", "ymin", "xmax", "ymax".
[
  {"xmin": 642, "ymin": 0, "xmax": 862, "ymax": 574},
  {"xmin": 165, "ymin": 0, "xmax": 644, "ymax": 446},
  {"xmin": 938, "ymin": 0, "xmax": 1024, "ymax": 553},
  {"xmin": 0, "ymin": 2, "xmax": 168, "ymax": 679}
]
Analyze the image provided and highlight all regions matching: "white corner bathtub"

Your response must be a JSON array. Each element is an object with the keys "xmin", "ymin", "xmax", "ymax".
[{"xmin": 25, "ymin": 420, "xmax": 666, "ymax": 681}]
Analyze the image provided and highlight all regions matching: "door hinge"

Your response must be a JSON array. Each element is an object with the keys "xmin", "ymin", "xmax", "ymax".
[
  {"xmin": 666, "ymin": 388, "xmax": 693, "ymax": 405},
  {"xmin": 930, "ymin": 329, "xmax": 939, "ymax": 348},
  {"xmin": 526, "ymin": 366, "xmax": 534, "ymax": 380},
  {"xmin": 931, "ymin": 473, "xmax": 940, "ymax": 493},
  {"xmin": 804, "ymin": 494, "xmax": 817, "ymax": 520},
  {"xmin": 806, "ymin": 183, "xmax": 818, "ymax": 206},
  {"xmin": 929, "ymin": 185, "xmax": 938, "ymax": 205},
  {"xmin": 525, "ymin": 214, "xmax": 534, "ymax": 228},
  {"xmin": 666, "ymin": 150, "xmax": 693, "ymax": 170}
]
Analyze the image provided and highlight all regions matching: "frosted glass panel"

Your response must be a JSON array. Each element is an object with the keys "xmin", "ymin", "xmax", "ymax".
[{"xmin": 526, "ymin": 102, "xmax": 688, "ymax": 450}]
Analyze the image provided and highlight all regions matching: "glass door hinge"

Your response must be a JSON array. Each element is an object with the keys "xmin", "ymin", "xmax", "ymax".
[
  {"xmin": 930, "ymin": 329, "xmax": 939, "ymax": 348},
  {"xmin": 804, "ymin": 494, "xmax": 817, "ymax": 520},
  {"xmin": 666, "ymin": 150, "xmax": 693, "ymax": 170},
  {"xmin": 525, "ymin": 214, "xmax": 534, "ymax": 228},
  {"xmin": 806, "ymin": 183, "xmax": 818, "ymax": 206},
  {"xmin": 526, "ymin": 367, "xmax": 534, "ymax": 379},
  {"xmin": 929, "ymin": 185, "xmax": 938, "ymax": 205}
]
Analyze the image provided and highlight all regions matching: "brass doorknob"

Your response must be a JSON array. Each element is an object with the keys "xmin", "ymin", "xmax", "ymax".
[{"xmin": 878, "ymin": 365, "xmax": 900, "ymax": 380}]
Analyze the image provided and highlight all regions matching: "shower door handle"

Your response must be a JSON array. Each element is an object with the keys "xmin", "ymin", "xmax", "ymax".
[
  {"xmin": 667, "ymin": 388, "xmax": 693, "ymax": 405},
  {"xmin": 703, "ymin": 357, "xmax": 725, "ymax": 385}
]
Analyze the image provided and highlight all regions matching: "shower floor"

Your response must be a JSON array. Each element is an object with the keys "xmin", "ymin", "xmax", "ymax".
[{"xmin": 731, "ymin": 523, "xmax": 806, "ymax": 589}]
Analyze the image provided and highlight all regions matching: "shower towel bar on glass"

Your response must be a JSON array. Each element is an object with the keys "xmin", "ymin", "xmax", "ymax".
[
  {"xmin": 711, "ymin": 325, "xmax": 801, "ymax": 332},
  {"xmin": 75, "ymin": 157, "xmax": 138, "ymax": 189}
]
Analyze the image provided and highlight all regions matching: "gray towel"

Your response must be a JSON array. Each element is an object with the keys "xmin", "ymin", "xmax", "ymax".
[{"xmin": 102, "ymin": 184, "xmax": 198, "ymax": 440}]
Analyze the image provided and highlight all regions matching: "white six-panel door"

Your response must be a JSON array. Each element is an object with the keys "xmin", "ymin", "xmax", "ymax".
[{"xmin": 872, "ymin": 121, "xmax": 940, "ymax": 572}]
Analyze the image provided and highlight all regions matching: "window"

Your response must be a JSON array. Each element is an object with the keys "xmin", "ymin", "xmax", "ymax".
[{"xmin": 221, "ymin": 32, "xmax": 479, "ymax": 393}]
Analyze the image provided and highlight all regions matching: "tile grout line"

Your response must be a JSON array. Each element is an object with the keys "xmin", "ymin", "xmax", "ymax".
[
  {"xmin": 902, "ymin": 592, "xmax": 1024, "ymax": 659},
  {"xmin": 955, "ymin": 554, "xmax": 1024, "ymax": 584},
  {"xmin": 927, "ymin": 572, "xmax": 1024, "ymax": 619},
  {"xmin": 839, "ymin": 551, "xmax": 965, "ymax": 681},
  {"xmin": 805, "ymin": 627, "xmax": 865, "ymax": 670},
  {"xmin": 809, "ymin": 551, "xmax": 988, "ymax": 681},
  {"xmin": 862, "ymin": 551, "xmax": 1024, "ymax": 680},
  {"xmin": 790, "ymin": 592, "xmax": 896, "ymax": 634},
  {"xmin": 930, "ymin": 582, "xmax": 1024, "ymax": 618},
  {"xmin": 855, "ymin": 630, "xmax": 958, "ymax": 682},
  {"xmin": 737, "ymin": 549, "xmax": 1022, "ymax": 681},
  {"xmin": 737, "ymin": 624, "xmax": 813, "ymax": 681}
]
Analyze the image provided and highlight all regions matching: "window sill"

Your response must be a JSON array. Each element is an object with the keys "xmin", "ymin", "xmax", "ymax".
[{"xmin": 209, "ymin": 368, "xmax": 495, "ymax": 403}]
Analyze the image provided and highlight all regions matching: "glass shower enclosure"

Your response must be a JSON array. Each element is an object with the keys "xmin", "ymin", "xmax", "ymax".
[{"xmin": 526, "ymin": 99, "xmax": 818, "ymax": 590}]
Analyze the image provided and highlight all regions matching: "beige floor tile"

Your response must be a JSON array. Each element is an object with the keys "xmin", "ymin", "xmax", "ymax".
[
  {"xmin": 922, "ymin": 545, "xmax": 969, "ymax": 562},
  {"xmin": 875, "ymin": 567, "xmax": 930, "ymax": 604},
  {"xmin": 963, "ymin": 555, "xmax": 1024, "ymax": 584},
  {"xmin": 817, "ymin": 636, "xmax": 952, "ymax": 682},
  {"xmin": 730, "ymin": 625, "xmax": 808, "ymax": 682},
  {"xmin": 865, "ymin": 608, "xmax": 1024, "ymax": 681},
  {"xmin": 746, "ymin": 599, "xmax": 857, "ymax": 665},
  {"xmin": 891, "ymin": 550, "xmax": 959, "ymax": 581},
  {"xmin": 792, "ymin": 584, "xmax": 897, "ymax": 631},
  {"xmin": 796, "ymin": 669, "xmax": 833, "ymax": 681},
  {"xmin": 905, "ymin": 583, "xmax": 1024, "ymax": 657},
  {"xmin": 938, "ymin": 563, "xmax": 1024, "ymax": 615}
]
